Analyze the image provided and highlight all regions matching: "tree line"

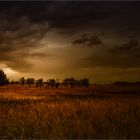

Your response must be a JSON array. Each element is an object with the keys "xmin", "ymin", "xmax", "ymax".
[{"xmin": 0, "ymin": 70, "xmax": 90, "ymax": 88}]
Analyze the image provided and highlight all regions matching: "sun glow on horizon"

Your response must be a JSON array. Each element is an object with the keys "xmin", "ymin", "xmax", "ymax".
[{"xmin": 0, "ymin": 64, "xmax": 19, "ymax": 76}]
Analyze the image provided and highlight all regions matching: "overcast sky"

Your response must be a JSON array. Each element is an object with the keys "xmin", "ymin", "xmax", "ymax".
[{"xmin": 0, "ymin": 1, "xmax": 140, "ymax": 83}]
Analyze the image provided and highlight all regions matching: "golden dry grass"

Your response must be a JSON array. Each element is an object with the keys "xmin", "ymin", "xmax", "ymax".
[{"xmin": 0, "ymin": 85, "xmax": 140, "ymax": 139}]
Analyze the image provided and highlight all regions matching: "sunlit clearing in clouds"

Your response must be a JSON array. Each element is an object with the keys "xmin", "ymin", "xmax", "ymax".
[{"xmin": 0, "ymin": 64, "xmax": 19, "ymax": 76}]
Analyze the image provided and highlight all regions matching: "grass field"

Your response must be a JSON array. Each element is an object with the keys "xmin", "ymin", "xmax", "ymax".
[{"xmin": 0, "ymin": 85, "xmax": 140, "ymax": 139}]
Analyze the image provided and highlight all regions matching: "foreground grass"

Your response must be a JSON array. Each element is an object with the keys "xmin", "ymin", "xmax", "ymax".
[{"xmin": 0, "ymin": 85, "xmax": 140, "ymax": 138}]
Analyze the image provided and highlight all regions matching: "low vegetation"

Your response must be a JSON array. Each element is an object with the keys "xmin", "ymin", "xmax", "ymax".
[
  {"xmin": 0, "ymin": 70, "xmax": 140, "ymax": 138},
  {"xmin": 0, "ymin": 84, "xmax": 140, "ymax": 139}
]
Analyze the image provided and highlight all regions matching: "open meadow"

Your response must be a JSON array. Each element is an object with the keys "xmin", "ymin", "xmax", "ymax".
[{"xmin": 0, "ymin": 84, "xmax": 140, "ymax": 139}]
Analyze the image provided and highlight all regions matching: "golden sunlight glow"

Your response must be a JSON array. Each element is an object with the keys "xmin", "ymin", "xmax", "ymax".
[{"xmin": 0, "ymin": 64, "xmax": 18, "ymax": 75}]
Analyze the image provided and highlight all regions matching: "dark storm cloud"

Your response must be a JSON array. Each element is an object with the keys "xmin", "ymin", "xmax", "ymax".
[
  {"xmin": 0, "ymin": 1, "xmax": 140, "ymax": 76},
  {"xmin": 87, "ymin": 35, "xmax": 102, "ymax": 46},
  {"xmin": 0, "ymin": 1, "xmax": 140, "ymax": 32},
  {"xmin": 72, "ymin": 34, "xmax": 89, "ymax": 45},
  {"xmin": 0, "ymin": 1, "xmax": 50, "ymax": 23},
  {"xmin": 29, "ymin": 52, "xmax": 53, "ymax": 58},
  {"xmin": 110, "ymin": 39, "xmax": 139, "ymax": 53},
  {"xmin": 109, "ymin": 39, "xmax": 140, "ymax": 60},
  {"xmin": 72, "ymin": 34, "xmax": 102, "ymax": 47},
  {"xmin": 0, "ymin": 13, "xmax": 49, "ymax": 71},
  {"xmin": 81, "ymin": 39, "xmax": 140, "ymax": 69},
  {"xmin": 45, "ymin": 1, "xmax": 120, "ymax": 34},
  {"xmin": 50, "ymin": 1, "xmax": 130, "ymax": 26},
  {"xmin": 0, "ymin": 1, "xmax": 140, "ymax": 35},
  {"xmin": 81, "ymin": 52, "xmax": 140, "ymax": 69},
  {"xmin": 45, "ymin": 1, "xmax": 140, "ymax": 35}
]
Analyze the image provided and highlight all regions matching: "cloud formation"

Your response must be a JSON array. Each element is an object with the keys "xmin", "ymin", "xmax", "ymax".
[
  {"xmin": 110, "ymin": 39, "xmax": 139, "ymax": 54},
  {"xmin": 0, "ymin": 1, "xmax": 140, "ymax": 82},
  {"xmin": 72, "ymin": 34, "xmax": 102, "ymax": 47},
  {"xmin": 0, "ymin": 15, "xmax": 49, "ymax": 72},
  {"xmin": 81, "ymin": 39, "xmax": 140, "ymax": 69}
]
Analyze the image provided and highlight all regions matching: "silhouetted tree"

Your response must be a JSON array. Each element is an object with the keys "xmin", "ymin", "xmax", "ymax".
[
  {"xmin": 63, "ymin": 77, "xmax": 90, "ymax": 87},
  {"xmin": 48, "ymin": 79, "xmax": 56, "ymax": 88},
  {"xmin": 76, "ymin": 80, "xmax": 81, "ymax": 87},
  {"xmin": 63, "ymin": 78, "xmax": 76, "ymax": 87},
  {"xmin": 36, "ymin": 78, "xmax": 43, "ymax": 88},
  {"xmin": 55, "ymin": 81, "xmax": 60, "ymax": 88},
  {"xmin": 15, "ymin": 81, "xmax": 20, "ymax": 84},
  {"xmin": 0, "ymin": 70, "xmax": 9, "ymax": 86},
  {"xmin": 80, "ymin": 78, "xmax": 89, "ymax": 87},
  {"xmin": 69, "ymin": 78, "xmax": 76, "ymax": 87},
  {"xmin": 46, "ymin": 81, "xmax": 51, "ymax": 88},
  {"xmin": 19, "ymin": 77, "xmax": 25, "ymax": 86},
  {"xmin": 63, "ymin": 78, "xmax": 69, "ymax": 87},
  {"xmin": 26, "ymin": 78, "xmax": 34, "ymax": 87}
]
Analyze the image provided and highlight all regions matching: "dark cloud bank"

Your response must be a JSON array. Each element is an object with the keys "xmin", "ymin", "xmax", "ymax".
[
  {"xmin": 0, "ymin": 1, "xmax": 140, "ymax": 82},
  {"xmin": 81, "ymin": 38, "xmax": 140, "ymax": 69},
  {"xmin": 72, "ymin": 34, "xmax": 102, "ymax": 47}
]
